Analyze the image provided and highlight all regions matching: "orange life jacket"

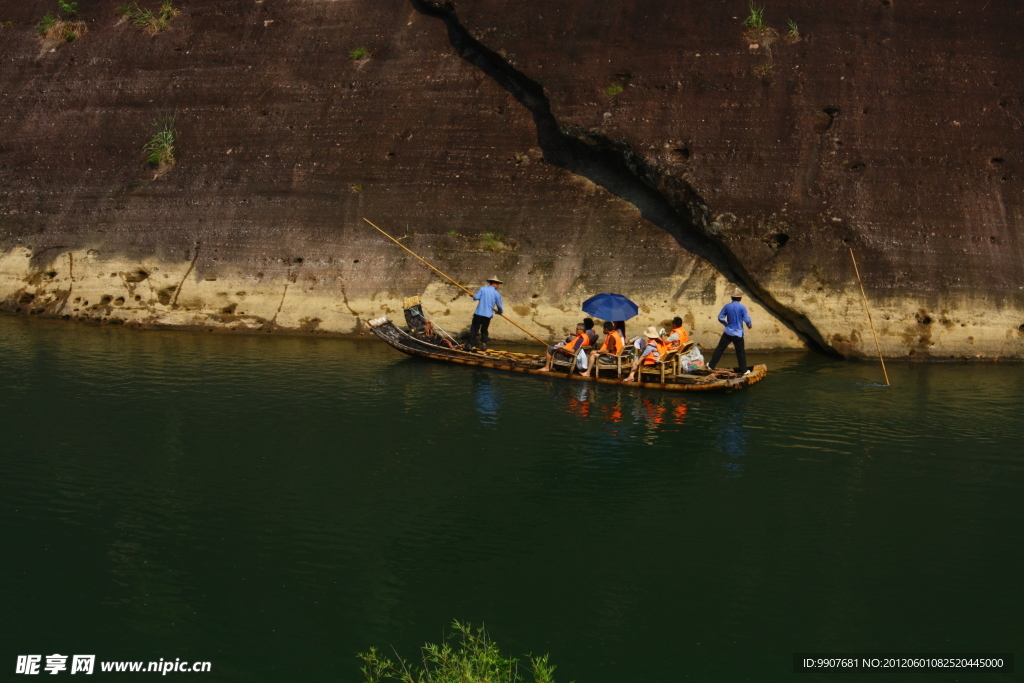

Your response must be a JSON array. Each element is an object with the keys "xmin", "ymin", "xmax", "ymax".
[
  {"xmin": 666, "ymin": 325, "xmax": 689, "ymax": 350},
  {"xmin": 641, "ymin": 337, "xmax": 667, "ymax": 365},
  {"xmin": 562, "ymin": 331, "xmax": 588, "ymax": 353},
  {"xmin": 600, "ymin": 329, "xmax": 624, "ymax": 355}
]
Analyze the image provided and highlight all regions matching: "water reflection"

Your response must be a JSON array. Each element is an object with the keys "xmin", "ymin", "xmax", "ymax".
[
  {"xmin": 565, "ymin": 382, "xmax": 593, "ymax": 420},
  {"xmin": 716, "ymin": 401, "xmax": 748, "ymax": 474},
  {"xmin": 473, "ymin": 372, "xmax": 502, "ymax": 426}
]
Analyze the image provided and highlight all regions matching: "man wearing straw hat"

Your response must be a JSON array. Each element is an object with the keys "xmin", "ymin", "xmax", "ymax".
[
  {"xmin": 708, "ymin": 287, "xmax": 752, "ymax": 375},
  {"xmin": 467, "ymin": 276, "xmax": 504, "ymax": 351}
]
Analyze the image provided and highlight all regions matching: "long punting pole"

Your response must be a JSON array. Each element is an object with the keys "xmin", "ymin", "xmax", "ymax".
[
  {"xmin": 849, "ymin": 248, "xmax": 891, "ymax": 387},
  {"xmin": 362, "ymin": 217, "xmax": 549, "ymax": 347}
]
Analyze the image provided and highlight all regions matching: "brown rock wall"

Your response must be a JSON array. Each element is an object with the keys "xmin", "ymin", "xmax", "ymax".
[{"xmin": 0, "ymin": 0, "xmax": 1021, "ymax": 356}]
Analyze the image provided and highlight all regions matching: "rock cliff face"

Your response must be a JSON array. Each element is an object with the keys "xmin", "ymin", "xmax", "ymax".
[{"xmin": 1, "ymin": 0, "xmax": 1021, "ymax": 357}]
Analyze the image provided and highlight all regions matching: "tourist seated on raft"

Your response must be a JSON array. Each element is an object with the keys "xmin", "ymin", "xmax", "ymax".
[
  {"xmin": 624, "ymin": 326, "xmax": 668, "ymax": 382},
  {"xmin": 539, "ymin": 323, "xmax": 589, "ymax": 372},
  {"xmin": 580, "ymin": 322, "xmax": 625, "ymax": 378},
  {"xmin": 665, "ymin": 316, "xmax": 690, "ymax": 351},
  {"xmin": 583, "ymin": 318, "xmax": 598, "ymax": 348}
]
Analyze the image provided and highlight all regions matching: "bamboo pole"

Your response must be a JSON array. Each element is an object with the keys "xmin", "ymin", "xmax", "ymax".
[
  {"xmin": 849, "ymin": 248, "xmax": 890, "ymax": 386},
  {"xmin": 362, "ymin": 217, "xmax": 549, "ymax": 347}
]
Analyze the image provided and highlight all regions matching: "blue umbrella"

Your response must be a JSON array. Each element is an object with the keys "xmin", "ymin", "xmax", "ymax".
[{"xmin": 581, "ymin": 293, "xmax": 639, "ymax": 321}]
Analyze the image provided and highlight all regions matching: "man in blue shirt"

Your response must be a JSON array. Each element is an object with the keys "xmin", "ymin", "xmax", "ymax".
[
  {"xmin": 709, "ymin": 287, "xmax": 752, "ymax": 375},
  {"xmin": 468, "ymin": 276, "xmax": 504, "ymax": 351}
]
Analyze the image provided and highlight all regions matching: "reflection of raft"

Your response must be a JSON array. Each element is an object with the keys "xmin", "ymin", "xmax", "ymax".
[{"xmin": 368, "ymin": 301, "xmax": 767, "ymax": 392}]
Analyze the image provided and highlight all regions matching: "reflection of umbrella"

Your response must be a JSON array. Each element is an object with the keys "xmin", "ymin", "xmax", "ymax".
[{"xmin": 581, "ymin": 293, "xmax": 639, "ymax": 321}]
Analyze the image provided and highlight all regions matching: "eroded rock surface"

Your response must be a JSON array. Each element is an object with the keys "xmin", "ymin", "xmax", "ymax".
[{"xmin": 1, "ymin": 0, "xmax": 1021, "ymax": 356}]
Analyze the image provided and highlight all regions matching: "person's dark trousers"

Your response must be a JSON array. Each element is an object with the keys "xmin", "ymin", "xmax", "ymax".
[
  {"xmin": 709, "ymin": 333, "xmax": 747, "ymax": 371},
  {"xmin": 468, "ymin": 314, "xmax": 492, "ymax": 348}
]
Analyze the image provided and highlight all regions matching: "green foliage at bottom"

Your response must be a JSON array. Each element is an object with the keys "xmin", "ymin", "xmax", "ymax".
[{"xmin": 358, "ymin": 621, "xmax": 568, "ymax": 683}]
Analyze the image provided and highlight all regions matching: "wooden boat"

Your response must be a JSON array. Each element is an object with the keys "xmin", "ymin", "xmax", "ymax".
[{"xmin": 368, "ymin": 301, "xmax": 767, "ymax": 392}]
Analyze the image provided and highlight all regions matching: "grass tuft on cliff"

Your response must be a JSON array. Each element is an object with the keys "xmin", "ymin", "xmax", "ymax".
[
  {"xmin": 743, "ymin": 1, "xmax": 767, "ymax": 32},
  {"xmin": 349, "ymin": 46, "xmax": 368, "ymax": 60},
  {"xmin": 117, "ymin": 1, "xmax": 179, "ymax": 34},
  {"xmin": 358, "ymin": 621, "xmax": 564, "ymax": 683},
  {"xmin": 36, "ymin": 6, "xmax": 87, "ymax": 53},
  {"xmin": 605, "ymin": 84, "xmax": 623, "ymax": 96},
  {"xmin": 144, "ymin": 112, "xmax": 177, "ymax": 176},
  {"xmin": 785, "ymin": 18, "xmax": 800, "ymax": 43},
  {"xmin": 479, "ymin": 232, "xmax": 509, "ymax": 253}
]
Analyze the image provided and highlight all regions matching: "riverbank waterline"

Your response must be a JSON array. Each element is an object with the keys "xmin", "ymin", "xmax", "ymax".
[{"xmin": 1, "ymin": 315, "xmax": 1020, "ymax": 681}]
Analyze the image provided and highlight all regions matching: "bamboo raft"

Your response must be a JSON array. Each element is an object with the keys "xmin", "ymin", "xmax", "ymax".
[{"xmin": 367, "ymin": 301, "xmax": 767, "ymax": 392}]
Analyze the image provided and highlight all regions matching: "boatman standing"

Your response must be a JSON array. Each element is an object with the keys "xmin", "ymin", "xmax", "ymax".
[
  {"xmin": 708, "ymin": 287, "xmax": 752, "ymax": 375},
  {"xmin": 468, "ymin": 276, "xmax": 503, "ymax": 351}
]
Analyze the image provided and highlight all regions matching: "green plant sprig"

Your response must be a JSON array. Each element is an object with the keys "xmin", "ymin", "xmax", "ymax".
[
  {"xmin": 37, "ymin": 13, "xmax": 57, "ymax": 36},
  {"xmin": 117, "ymin": 1, "xmax": 178, "ymax": 33},
  {"xmin": 743, "ymin": 1, "xmax": 767, "ymax": 31},
  {"xmin": 144, "ymin": 112, "xmax": 178, "ymax": 168}
]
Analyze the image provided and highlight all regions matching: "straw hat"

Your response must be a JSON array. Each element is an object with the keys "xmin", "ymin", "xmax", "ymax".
[
  {"xmin": 486, "ymin": 276, "xmax": 504, "ymax": 284},
  {"xmin": 644, "ymin": 326, "xmax": 660, "ymax": 339},
  {"xmin": 730, "ymin": 287, "xmax": 744, "ymax": 298}
]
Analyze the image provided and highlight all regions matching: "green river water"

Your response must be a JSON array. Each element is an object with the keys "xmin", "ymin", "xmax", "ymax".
[{"xmin": 1, "ymin": 315, "xmax": 1021, "ymax": 681}]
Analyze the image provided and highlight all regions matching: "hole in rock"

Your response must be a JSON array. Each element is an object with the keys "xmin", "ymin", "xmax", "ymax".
[
  {"xmin": 768, "ymin": 233, "xmax": 790, "ymax": 248},
  {"xmin": 991, "ymin": 157, "xmax": 1004, "ymax": 165},
  {"xmin": 848, "ymin": 162, "xmax": 865, "ymax": 172},
  {"xmin": 19, "ymin": 293, "xmax": 35, "ymax": 304},
  {"xmin": 114, "ymin": 297, "xmax": 125, "ymax": 306},
  {"xmin": 156, "ymin": 288, "xmax": 175, "ymax": 306},
  {"xmin": 814, "ymin": 108, "xmax": 839, "ymax": 133},
  {"xmin": 124, "ymin": 269, "xmax": 149, "ymax": 283},
  {"xmin": 674, "ymin": 147, "xmax": 691, "ymax": 159},
  {"xmin": 353, "ymin": 259, "xmax": 360, "ymax": 263}
]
